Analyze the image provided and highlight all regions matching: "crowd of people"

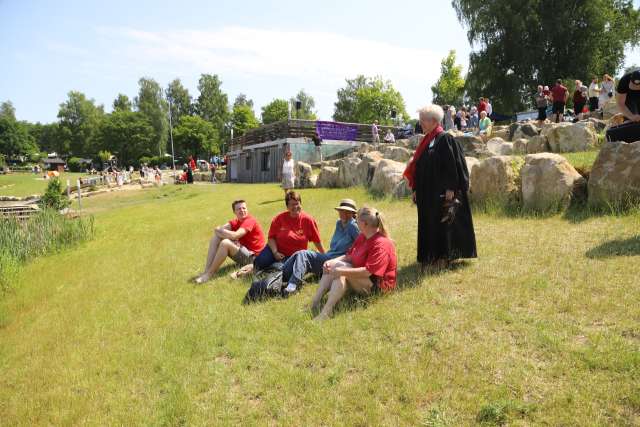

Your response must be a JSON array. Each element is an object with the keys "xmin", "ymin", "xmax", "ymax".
[{"xmin": 193, "ymin": 104, "xmax": 478, "ymax": 320}]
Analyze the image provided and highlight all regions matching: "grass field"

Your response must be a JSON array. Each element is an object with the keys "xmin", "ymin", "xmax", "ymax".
[
  {"xmin": 1, "ymin": 182, "xmax": 639, "ymax": 425},
  {"xmin": 0, "ymin": 172, "xmax": 85, "ymax": 197}
]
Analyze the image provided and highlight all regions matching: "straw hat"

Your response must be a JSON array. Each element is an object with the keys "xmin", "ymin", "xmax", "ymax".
[{"xmin": 334, "ymin": 199, "xmax": 357, "ymax": 213}]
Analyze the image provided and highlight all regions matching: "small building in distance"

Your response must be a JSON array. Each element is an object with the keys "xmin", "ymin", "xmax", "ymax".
[
  {"xmin": 226, "ymin": 119, "xmax": 399, "ymax": 183},
  {"xmin": 42, "ymin": 157, "xmax": 66, "ymax": 173}
]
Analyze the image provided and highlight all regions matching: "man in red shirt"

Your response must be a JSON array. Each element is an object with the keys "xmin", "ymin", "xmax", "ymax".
[
  {"xmin": 477, "ymin": 97, "xmax": 488, "ymax": 114},
  {"xmin": 194, "ymin": 199, "xmax": 266, "ymax": 284},
  {"xmin": 550, "ymin": 79, "xmax": 569, "ymax": 123}
]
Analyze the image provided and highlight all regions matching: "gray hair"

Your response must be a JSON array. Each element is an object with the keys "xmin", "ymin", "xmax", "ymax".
[{"xmin": 417, "ymin": 104, "xmax": 444, "ymax": 123}]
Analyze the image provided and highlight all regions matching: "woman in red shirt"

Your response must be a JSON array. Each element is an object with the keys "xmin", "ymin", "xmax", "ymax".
[
  {"xmin": 253, "ymin": 191, "xmax": 325, "ymax": 270},
  {"xmin": 311, "ymin": 206, "xmax": 397, "ymax": 320}
]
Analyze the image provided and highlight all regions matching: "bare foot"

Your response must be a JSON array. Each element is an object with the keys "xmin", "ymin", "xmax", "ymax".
[
  {"xmin": 230, "ymin": 264, "xmax": 253, "ymax": 279},
  {"xmin": 313, "ymin": 312, "xmax": 330, "ymax": 321},
  {"xmin": 194, "ymin": 274, "xmax": 210, "ymax": 284}
]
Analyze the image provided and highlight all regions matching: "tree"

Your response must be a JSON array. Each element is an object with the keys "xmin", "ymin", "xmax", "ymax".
[
  {"xmin": 0, "ymin": 117, "xmax": 37, "ymax": 157},
  {"xmin": 233, "ymin": 94, "xmax": 254, "ymax": 109},
  {"xmin": 37, "ymin": 123, "xmax": 66, "ymax": 154},
  {"xmin": 333, "ymin": 75, "xmax": 408, "ymax": 124},
  {"xmin": 289, "ymin": 89, "xmax": 317, "ymax": 120},
  {"xmin": 452, "ymin": 0, "xmax": 640, "ymax": 113},
  {"xmin": 0, "ymin": 101, "xmax": 16, "ymax": 121},
  {"xmin": 231, "ymin": 103, "xmax": 260, "ymax": 137},
  {"xmin": 166, "ymin": 78, "xmax": 193, "ymax": 126},
  {"xmin": 172, "ymin": 115, "xmax": 219, "ymax": 159},
  {"xmin": 195, "ymin": 74, "xmax": 229, "ymax": 139},
  {"xmin": 135, "ymin": 77, "xmax": 168, "ymax": 157},
  {"xmin": 261, "ymin": 99, "xmax": 289, "ymax": 124},
  {"xmin": 57, "ymin": 91, "xmax": 104, "ymax": 157},
  {"xmin": 431, "ymin": 50, "xmax": 466, "ymax": 107},
  {"xmin": 113, "ymin": 94, "xmax": 132, "ymax": 112},
  {"xmin": 97, "ymin": 111, "xmax": 155, "ymax": 166}
]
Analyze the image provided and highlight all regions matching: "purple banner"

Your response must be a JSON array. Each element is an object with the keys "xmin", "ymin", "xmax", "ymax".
[{"xmin": 315, "ymin": 121, "xmax": 358, "ymax": 141}]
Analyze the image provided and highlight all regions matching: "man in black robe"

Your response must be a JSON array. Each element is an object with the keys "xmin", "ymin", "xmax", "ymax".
[{"xmin": 405, "ymin": 105, "xmax": 477, "ymax": 271}]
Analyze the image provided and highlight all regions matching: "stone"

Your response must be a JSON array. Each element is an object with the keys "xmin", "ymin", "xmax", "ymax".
[
  {"xmin": 465, "ymin": 157, "xmax": 480, "ymax": 192},
  {"xmin": 541, "ymin": 122, "xmax": 598, "ymax": 153},
  {"xmin": 513, "ymin": 138, "xmax": 529, "ymax": 155},
  {"xmin": 470, "ymin": 156, "xmax": 524, "ymax": 203},
  {"xmin": 454, "ymin": 135, "xmax": 492, "ymax": 158},
  {"xmin": 370, "ymin": 159, "xmax": 405, "ymax": 195},
  {"xmin": 588, "ymin": 140, "xmax": 640, "ymax": 207},
  {"xmin": 408, "ymin": 134, "xmax": 424, "ymax": 149},
  {"xmin": 602, "ymin": 98, "xmax": 620, "ymax": 120},
  {"xmin": 296, "ymin": 161, "xmax": 314, "ymax": 188},
  {"xmin": 395, "ymin": 139, "xmax": 411, "ymax": 148},
  {"xmin": 357, "ymin": 151, "xmax": 383, "ymax": 186},
  {"xmin": 512, "ymin": 122, "xmax": 539, "ymax": 141},
  {"xmin": 587, "ymin": 118, "xmax": 608, "ymax": 132},
  {"xmin": 316, "ymin": 166, "xmax": 340, "ymax": 188},
  {"xmin": 380, "ymin": 145, "xmax": 413, "ymax": 162},
  {"xmin": 521, "ymin": 153, "xmax": 586, "ymax": 211},
  {"xmin": 215, "ymin": 169, "xmax": 226, "ymax": 182},
  {"xmin": 487, "ymin": 137, "xmax": 514, "ymax": 155},
  {"xmin": 358, "ymin": 143, "xmax": 371, "ymax": 154},
  {"xmin": 491, "ymin": 126, "xmax": 510, "ymax": 140},
  {"xmin": 392, "ymin": 179, "xmax": 412, "ymax": 199},
  {"xmin": 526, "ymin": 135, "xmax": 550, "ymax": 153},
  {"xmin": 337, "ymin": 157, "xmax": 363, "ymax": 187}
]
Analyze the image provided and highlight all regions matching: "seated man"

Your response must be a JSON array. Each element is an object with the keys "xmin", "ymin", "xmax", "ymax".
[
  {"xmin": 283, "ymin": 199, "xmax": 360, "ymax": 293},
  {"xmin": 606, "ymin": 69, "xmax": 640, "ymax": 143},
  {"xmin": 194, "ymin": 199, "xmax": 265, "ymax": 284}
]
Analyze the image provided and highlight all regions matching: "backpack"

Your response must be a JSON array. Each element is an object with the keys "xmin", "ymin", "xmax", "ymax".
[{"xmin": 243, "ymin": 264, "xmax": 286, "ymax": 303}]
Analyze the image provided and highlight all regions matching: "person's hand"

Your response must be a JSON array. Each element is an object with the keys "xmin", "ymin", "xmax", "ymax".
[
  {"xmin": 274, "ymin": 251, "xmax": 285, "ymax": 261},
  {"xmin": 323, "ymin": 260, "xmax": 334, "ymax": 273},
  {"xmin": 631, "ymin": 114, "xmax": 640, "ymax": 123},
  {"xmin": 445, "ymin": 190, "xmax": 454, "ymax": 201}
]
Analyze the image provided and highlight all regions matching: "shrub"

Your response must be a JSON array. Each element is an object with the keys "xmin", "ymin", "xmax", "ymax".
[
  {"xmin": 67, "ymin": 157, "xmax": 82, "ymax": 172},
  {"xmin": 39, "ymin": 178, "xmax": 70, "ymax": 211}
]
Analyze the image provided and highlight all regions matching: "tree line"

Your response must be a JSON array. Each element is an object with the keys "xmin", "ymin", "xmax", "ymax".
[{"xmin": 0, "ymin": 74, "xmax": 408, "ymax": 167}]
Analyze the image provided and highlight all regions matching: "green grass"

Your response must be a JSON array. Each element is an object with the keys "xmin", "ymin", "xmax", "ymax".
[
  {"xmin": 0, "ymin": 172, "xmax": 84, "ymax": 197},
  {"xmin": 1, "ymin": 183, "xmax": 639, "ymax": 425},
  {"xmin": 561, "ymin": 150, "xmax": 600, "ymax": 170}
]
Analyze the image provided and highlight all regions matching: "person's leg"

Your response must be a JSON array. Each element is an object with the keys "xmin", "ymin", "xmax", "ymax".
[
  {"xmin": 197, "ymin": 239, "xmax": 239, "ymax": 283},
  {"xmin": 284, "ymin": 251, "xmax": 323, "ymax": 292},
  {"xmin": 203, "ymin": 233, "xmax": 222, "ymax": 273},
  {"xmin": 253, "ymin": 245, "xmax": 277, "ymax": 271},
  {"xmin": 313, "ymin": 275, "xmax": 344, "ymax": 319}
]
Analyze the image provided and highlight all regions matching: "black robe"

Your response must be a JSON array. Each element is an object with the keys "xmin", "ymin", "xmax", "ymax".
[{"xmin": 414, "ymin": 132, "xmax": 477, "ymax": 263}]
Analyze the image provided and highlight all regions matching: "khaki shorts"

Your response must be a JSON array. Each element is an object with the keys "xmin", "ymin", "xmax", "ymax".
[{"xmin": 230, "ymin": 244, "xmax": 255, "ymax": 266}]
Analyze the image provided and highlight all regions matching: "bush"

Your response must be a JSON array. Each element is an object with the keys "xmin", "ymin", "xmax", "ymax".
[
  {"xmin": 67, "ymin": 157, "xmax": 82, "ymax": 172},
  {"xmin": 39, "ymin": 178, "xmax": 70, "ymax": 211},
  {"xmin": 0, "ymin": 209, "xmax": 94, "ymax": 295}
]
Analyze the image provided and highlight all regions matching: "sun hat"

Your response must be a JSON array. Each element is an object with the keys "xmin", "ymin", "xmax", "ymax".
[{"xmin": 334, "ymin": 199, "xmax": 357, "ymax": 213}]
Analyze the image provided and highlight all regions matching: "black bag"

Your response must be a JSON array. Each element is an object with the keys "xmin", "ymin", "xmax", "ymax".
[{"xmin": 243, "ymin": 264, "xmax": 285, "ymax": 303}]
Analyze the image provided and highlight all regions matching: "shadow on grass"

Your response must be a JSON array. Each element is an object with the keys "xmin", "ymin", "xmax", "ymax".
[
  {"xmin": 258, "ymin": 199, "xmax": 282, "ymax": 205},
  {"xmin": 585, "ymin": 235, "xmax": 640, "ymax": 258}
]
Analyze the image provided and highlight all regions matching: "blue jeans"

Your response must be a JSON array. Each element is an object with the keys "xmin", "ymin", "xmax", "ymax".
[
  {"xmin": 281, "ymin": 250, "xmax": 330, "ymax": 286},
  {"xmin": 253, "ymin": 245, "xmax": 288, "ymax": 271}
]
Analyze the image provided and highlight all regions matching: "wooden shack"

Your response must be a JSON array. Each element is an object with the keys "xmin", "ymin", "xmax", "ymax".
[
  {"xmin": 43, "ymin": 157, "xmax": 66, "ymax": 173},
  {"xmin": 226, "ymin": 119, "xmax": 399, "ymax": 183}
]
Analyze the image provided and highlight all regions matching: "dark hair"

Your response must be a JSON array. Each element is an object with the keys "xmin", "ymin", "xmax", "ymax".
[
  {"xmin": 285, "ymin": 191, "xmax": 301, "ymax": 206},
  {"xmin": 556, "ymin": 79, "xmax": 562, "ymax": 85},
  {"xmin": 231, "ymin": 199, "xmax": 245, "ymax": 211}
]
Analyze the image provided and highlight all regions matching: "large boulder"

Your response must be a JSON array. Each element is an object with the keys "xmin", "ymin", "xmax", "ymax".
[
  {"xmin": 357, "ymin": 151, "xmax": 383, "ymax": 186},
  {"xmin": 337, "ymin": 157, "xmax": 363, "ymax": 187},
  {"xmin": 602, "ymin": 98, "xmax": 620, "ymax": 120},
  {"xmin": 492, "ymin": 126, "xmax": 510, "ymax": 140},
  {"xmin": 392, "ymin": 179, "xmax": 412, "ymax": 199},
  {"xmin": 395, "ymin": 139, "xmax": 411, "ymax": 148},
  {"xmin": 455, "ymin": 135, "xmax": 492, "ymax": 158},
  {"xmin": 521, "ymin": 153, "xmax": 586, "ymax": 211},
  {"xmin": 357, "ymin": 142, "xmax": 371, "ymax": 154},
  {"xmin": 370, "ymin": 159, "xmax": 405, "ymax": 195},
  {"xmin": 465, "ymin": 157, "xmax": 480, "ymax": 192},
  {"xmin": 587, "ymin": 118, "xmax": 608, "ymax": 132},
  {"xmin": 513, "ymin": 138, "xmax": 529, "ymax": 155},
  {"xmin": 588, "ymin": 140, "xmax": 640, "ymax": 207},
  {"xmin": 316, "ymin": 166, "xmax": 340, "ymax": 188},
  {"xmin": 296, "ymin": 161, "xmax": 314, "ymax": 188},
  {"xmin": 487, "ymin": 137, "xmax": 514, "ymax": 155},
  {"xmin": 527, "ymin": 135, "xmax": 550, "ymax": 153},
  {"xmin": 512, "ymin": 122, "xmax": 539, "ymax": 141},
  {"xmin": 541, "ymin": 122, "xmax": 598, "ymax": 153},
  {"xmin": 380, "ymin": 145, "xmax": 413, "ymax": 162},
  {"xmin": 408, "ymin": 134, "xmax": 425, "ymax": 149},
  {"xmin": 470, "ymin": 156, "xmax": 524, "ymax": 203}
]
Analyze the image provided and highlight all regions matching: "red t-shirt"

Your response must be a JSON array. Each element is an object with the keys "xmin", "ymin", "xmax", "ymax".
[
  {"xmin": 347, "ymin": 232, "xmax": 397, "ymax": 291},
  {"xmin": 189, "ymin": 159, "xmax": 196, "ymax": 170},
  {"xmin": 477, "ymin": 100, "xmax": 487, "ymax": 113},
  {"xmin": 551, "ymin": 85, "xmax": 568, "ymax": 103},
  {"xmin": 229, "ymin": 215, "xmax": 265, "ymax": 254},
  {"xmin": 268, "ymin": 211, "xmax": 321, "ymax": 257}
]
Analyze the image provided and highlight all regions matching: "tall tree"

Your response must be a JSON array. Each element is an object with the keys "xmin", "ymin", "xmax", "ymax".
[
  {"xmin": 38, "ymin": 122, "xmax": 66, "ymax": 154},
  {"xmin": 0, "ymin": 101, "xmax": 16, "ymax": 121},
  {"xmin": 231, "ymin": 103, "xmax": 260, "ymax": 137},
  {"xmin": 195, "ymin": 74, "xmax": 229, "ymax": 139},
  {"xmin": 135, "ymin": 77, "xmax": 168, "ymax": 156},
  {"xmin": 233, "ymin": 93, "xmax": 254, "ymax": 109},
  {"xmin": 289, "ymin": 89, "xmax": 317, "ymax": 120},
  {"xmin": 261, "ymin": 99, "xmax": 289, "ymax": 124},
  {"xmin": 0, "ymin": 118, "xmax": 37, "ymax": 157},
  {"xmin": 333, "ymin": 75, "xmax": 408, "ymax": 124},
  {"xmin": 97, "ymin": 111, "xmax": 155, "ymax": 166},
  {"xmin": 57, "ymin": 91, "xmax": 104, "ymax": 157},
  {"xmin": 452, "ymin": 0, "xmax": 640, "ymax": 112},
  {"xmin": 113, "ymin": 94, "xmax": 132, "ymax": 112},
  {"xmin": 173, "ymin": 115, "xmax": 219, "ymax": 159},
  {"xmin": 166, "ymin": 78, "xmax": 192, "ymax": 126},
  {"xmin": 431, "ymin": 50, "xmax": 466, "ymax": 107}
]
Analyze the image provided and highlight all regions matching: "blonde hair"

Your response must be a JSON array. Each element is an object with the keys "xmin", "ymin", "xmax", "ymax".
[{"xmin": 357, "ymin": 206, "xmax": 390, "ymax": 238}]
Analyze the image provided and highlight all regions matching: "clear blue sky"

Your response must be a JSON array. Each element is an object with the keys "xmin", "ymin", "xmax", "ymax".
[{"xmin": 1, "ymin": 0, "xmax": 639, "ymax": 123}]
